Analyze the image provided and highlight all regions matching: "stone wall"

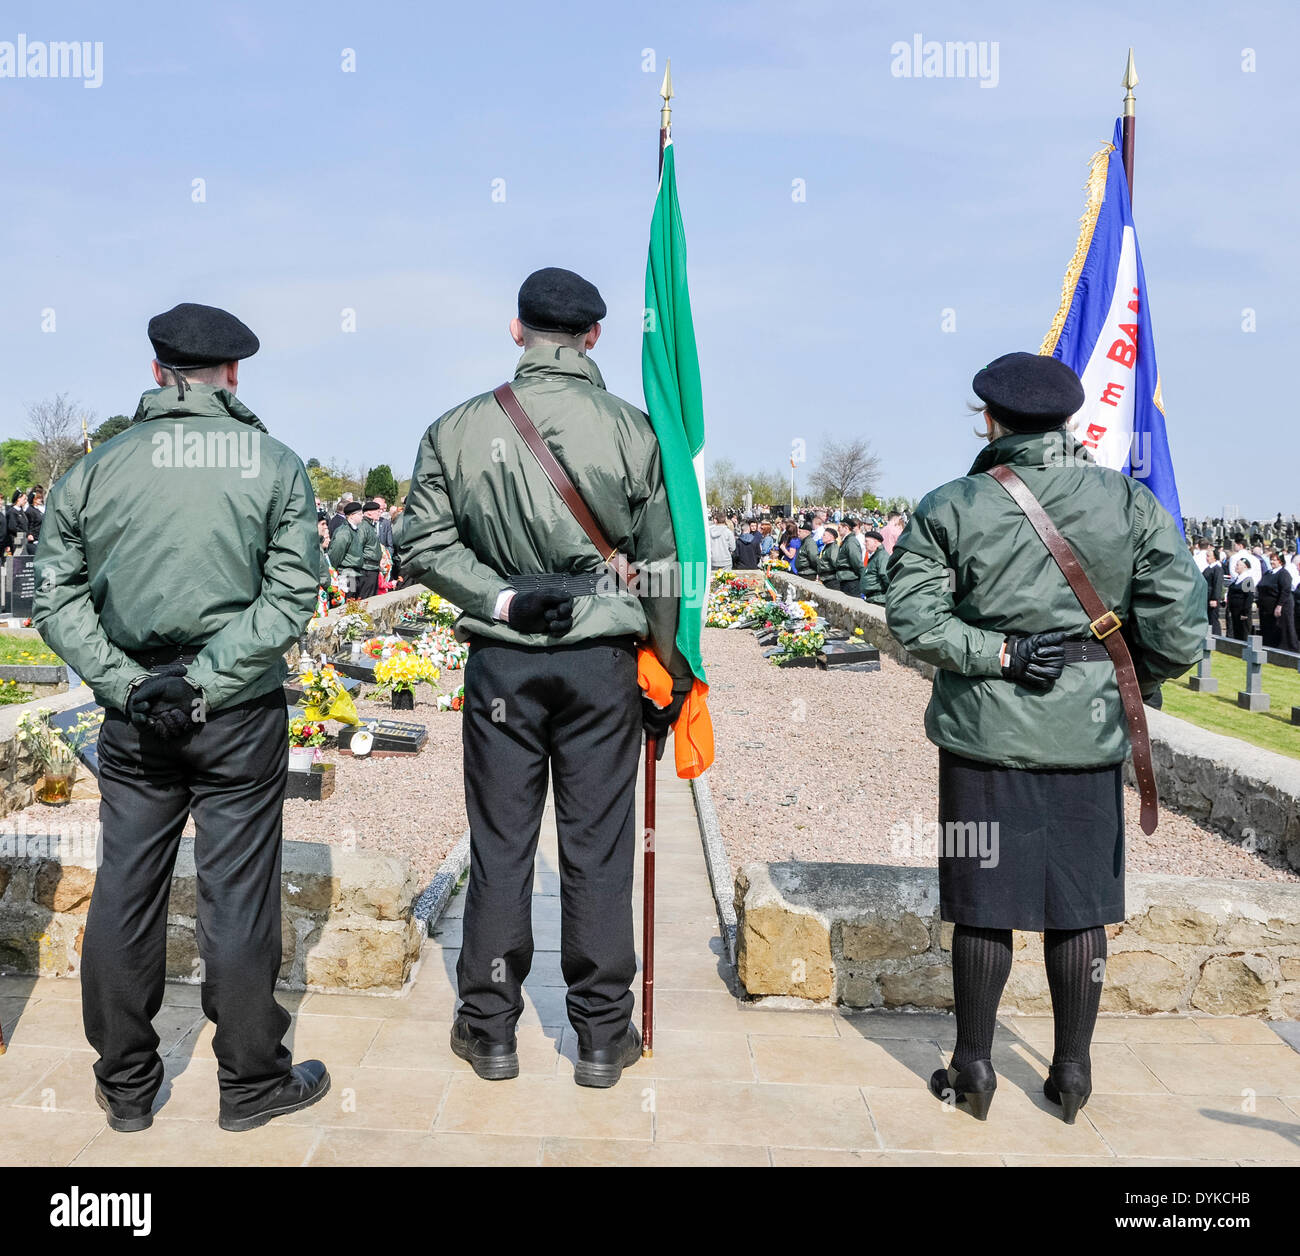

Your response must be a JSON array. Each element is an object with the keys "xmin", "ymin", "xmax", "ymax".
[
  {"xmin": 780, "ymin": 571, "xmax": 1300, "ymax": 872},
  {"xmin": 0, "ymin": 836, "xmax": 425, "ymax": 993},
  {"xmin": 735, "ymin": 861, "xmax": 1300, "ymax": 1019},
  {"xmin": 288, "ymin": 584, "xmax": 430, "ymax": 671}
]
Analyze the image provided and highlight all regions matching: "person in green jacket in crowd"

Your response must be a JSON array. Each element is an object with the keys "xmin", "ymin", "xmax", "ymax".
[
  {"xmin": 793, "ymin": 520, "xmax": 820, "ymax": 580},
  {"xmin": 395, "ymin": 267, "xmax": 692, "ymax": 1090},
  {"xmin": 816, "ymin": 524, "xmax": 842, "ymax": 590},
  {"xmin": 32, "ymin": 303, "xmax": 329, "ymax": 1136},
  {"xmin": 328, "ymin": 500, "xmax": 367, "ymax": 595},
  {"xmin": 860, "ymin": 529, "xmax": 891, "ymax": 604},
  {"xmin": 886, "ymin": 352, "xmax": 1204, "ymax": 1127},
  {"xmin": 834, "ymin": 518, "xmax": 866, "ymax": 595},
  {"xmin": 358, "ymin": 500, "xmax": 385, "ymax": 597}
]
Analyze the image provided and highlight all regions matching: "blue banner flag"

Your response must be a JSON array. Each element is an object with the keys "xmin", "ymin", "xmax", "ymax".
[{"xmin": 1041, "ymin": 118, "xmax": 1183, "ymax": 530}]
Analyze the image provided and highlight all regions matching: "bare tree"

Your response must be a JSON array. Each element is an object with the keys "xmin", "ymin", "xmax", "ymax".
[
  {"xmin": 27, "ymin": 394, "xmax": 92, "ymax": 485},
  {"xmin": 809, "ymin": 437, "xmax": 881, "ymax": 506}
]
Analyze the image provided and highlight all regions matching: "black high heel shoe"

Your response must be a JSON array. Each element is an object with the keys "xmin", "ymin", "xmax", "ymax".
[
  {"xmin": 1043, "ymin": 1062, "xmax": 1092, "ymax": 1124},
  {"xmin": 929, "ymin": 1059, "xmax": 997, "ymax": 1121}
]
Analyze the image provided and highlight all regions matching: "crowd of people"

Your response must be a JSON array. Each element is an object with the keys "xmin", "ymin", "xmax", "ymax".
[
  {"xmin": 1192, "ymin": 536, "xmax": 1300, "ymax": 651},
  {"xmin": 3, "ymin": 486, "xmax": 45, "ymax": 556},
  {"xmin": 708, "ymin": 505, "xmax": 907, "ymax": 604},
  {"xmin": 313, "ymin": 491, "xmax": 406, "ymax": 611}
]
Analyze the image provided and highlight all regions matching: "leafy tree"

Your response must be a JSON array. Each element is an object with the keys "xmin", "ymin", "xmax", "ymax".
[
  {"xmin": 28, "ymin": 394, "xmax": 91, "ymax": 485},
  {"xmin": 0, "ymin": 439, "xmax": 38, "ymax": 498},
  {"xmin": 305, "ymin": 457, "xmax": 321, "ymax": 470},
  {"xmin": 308, "ymin": 465, "xmax": 345, "ymax": 505},
  {"xmin": 364, "ymin": 464, "xmax": 399, "ymax": 503},
  {"xmin": 91, "ymin": 415, "xmax": 132, "ymax": 445}
]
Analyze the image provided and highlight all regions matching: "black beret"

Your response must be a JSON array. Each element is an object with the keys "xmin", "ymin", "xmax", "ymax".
[
  {"xmin": 148, "ymin": 303, "xmax": 259, "ymax": 367},
  {"xmin": 362, "ymin": 500, "xmax": 382, "ymax": 511},
  {"xmin": 517, "ymin": 268, "xmax": 606, "ymax": 335},
  {"xmin": 844, "ymin": 517, "xmax": 859, "ymax": 528},
  {"xmin": 972, "ymin": 352, "xmax": 1084, "ymax": 433},
  {"xmin": 343, "ymin": 502, "xmax": 364, "ymax": 516},
  {"xmin": 317, "ymin": 509, "xmax": 329, "ymax": 522},
  {"xmin": 864, "ymin": 530, "xmax": 884, "ymax": 542}
]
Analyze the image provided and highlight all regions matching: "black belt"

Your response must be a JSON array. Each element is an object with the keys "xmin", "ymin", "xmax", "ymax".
[
  {"xmin": 506, "ymin": 571, "xmax": 620, "ymax": 597},
  {"xmin": 1060, "ymin": 638, "xmax": 1113, "ymax": 663},
  {"xmin": 124, "ymin": 643, "xmax": 205, "ymax": 668}
]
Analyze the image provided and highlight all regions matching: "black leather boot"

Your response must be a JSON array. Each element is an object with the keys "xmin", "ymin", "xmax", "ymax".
[
  {"xmin": 929, "ymin": 1059, "xmax": 997, "ymax": 1120},
  {"xmin": 450, "ymin": 1018, "xmax": 520, "ymax": 1081},
  {"xmin": 218, "ymin": 1060, "xmax": 330, "ymax": 1132},
  {"xmin": 1044, "ymin": 1062, "xmax": 1092, "ymax": 1124},
  {"xmin": 574, "ymin": 1024, "xmax": 642, "ymax": 1089}
]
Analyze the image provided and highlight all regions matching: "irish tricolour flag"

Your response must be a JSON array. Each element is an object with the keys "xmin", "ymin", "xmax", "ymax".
[
  {"xmin": 642, "ymin": 135, "xmax": 713, "ymax": 776},
  {"xmin": 1041, "ymin": 118, "xmax": 1183, "ymax": 530}
]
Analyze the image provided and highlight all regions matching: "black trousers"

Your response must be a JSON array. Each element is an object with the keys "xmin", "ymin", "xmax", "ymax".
[
  {"xmin": 356, "ymin": 569, "xmax": 379, "ymax": 600},
  {"xmin": 458, "ymin": 636, "xmax": 642, "ymax": 1051},
  {"xmin": 83, "ymin": 688, "xmax": 293, "ymax": 1117}
]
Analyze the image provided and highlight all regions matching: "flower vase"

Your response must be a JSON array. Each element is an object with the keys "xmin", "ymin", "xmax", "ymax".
[
  {"xmin": 288, "ymin": 746, "xmax": 314, "ymax": 773},
  {"xmin": 392, "ymin": 689, "xmax": 414, "ymax": 710},
  {"xmin": 37, "ymin": 757, "xmax": 77, "ymax": 805}
]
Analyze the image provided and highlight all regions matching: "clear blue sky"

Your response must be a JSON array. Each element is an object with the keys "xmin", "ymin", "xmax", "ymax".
[{"xmin": 1, "ymin": 0, "xmax": 1294, "ymax": 518}]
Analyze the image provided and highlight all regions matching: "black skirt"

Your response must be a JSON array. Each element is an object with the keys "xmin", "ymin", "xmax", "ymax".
[{"xmin": 937, "ymin": 748, "xmax": 1125, "ymax": 931}]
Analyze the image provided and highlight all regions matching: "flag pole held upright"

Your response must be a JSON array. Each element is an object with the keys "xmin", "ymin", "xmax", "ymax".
[
  {"xmin": 642, "ymin": 59, "xmax": 672, "ymax": 1060},
  {"xmin": 1121, "ymin": 48, "xmax": 1137, "ymax": 205}
]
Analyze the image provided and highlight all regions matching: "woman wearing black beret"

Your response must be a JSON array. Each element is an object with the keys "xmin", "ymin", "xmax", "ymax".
[{"xmin": 886, "ymin": 352, "xmax": 1205, "ymax": 1123}]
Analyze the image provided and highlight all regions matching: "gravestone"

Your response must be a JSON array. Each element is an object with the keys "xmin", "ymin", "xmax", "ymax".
[
  {"xmin": 331, "ymin": 651, "xmax": 378, "ymax": 682},
  {"xmin": 338, "ymin": 719, "xmax": 427, "ymax": 754},
  {"xmin": 819, "ymin": 641, "xmax": 881, "ymax": 672},
  {"xmin": 284, "ymin": 763, "xmax": 335, "ymax": 801},
  {"xmin": 8, "ymin": 555, "xmax": 34, "ymax": 621},
  {"xmin": 1188, "ymin": 630, "xmax": 1218, "ymax": 694},
  {"xmin": 1237, "ymin": 635, "xmax": 1269, "ymax": 712}
]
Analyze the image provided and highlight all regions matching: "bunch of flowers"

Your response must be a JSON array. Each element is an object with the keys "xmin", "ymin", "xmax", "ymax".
[
  {"xmin": 288, "ymin": 717, "xmax": 328, "ymax": 749},
  {"xmin": 16, "ymin": 707, "xmax": 104, "ymax": 768},
  {"xmin": 436, "ymin": 684, "xmax": 465, "ymax": 712},
  {"xmin": 422, "ymin": 591, "xmax": 459, "ymax": 626},
  {"xmin": 760, "ymin": 552, "xmax": 791, "ymax": 573},
  {"xmin": 414, "ymin": 625, "xmax": 468, "ymax": 671},
  {"xmin": 336, "ymin": 600, "xmax": 375, "ymax": 643},
  {"xmin": 375, "ymin": 652, "xmax": 439, "ymax": 694},
  {"xmin": 361, "ymin": 635, "xmax": 414, "ymax": 660},
  {"xmin": 296, "ymin": 662, "xmax": 359, "ymax": 726},
  {"xmin": 706, "ymin": 571, "xmax": 779, "ymax": 628},
  {"xmin": 773, "ymin": 622, "xmax": 825, "ymax": 661}
]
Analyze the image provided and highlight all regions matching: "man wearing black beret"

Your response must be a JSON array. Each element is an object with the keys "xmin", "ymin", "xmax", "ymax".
[
  {"xmin": 33, "ymin": 302, "xmax": 329, "ymax": 1134},
  {"xmin": 885, "ymin": 350, "xmax": 1204, "ymax": 1126},
  {"xmin": 397, "ymin": 267, "xmax": 692, "ymax": 1088}
]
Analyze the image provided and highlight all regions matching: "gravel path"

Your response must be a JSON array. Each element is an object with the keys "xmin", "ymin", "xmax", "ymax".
[
  {"xmin": 6, "ymin": 682, "xmax": 467, "ymax": 891},
  {"xmin": 702, "ymin": 627, "xmax": 1298, "ymax": 883}
]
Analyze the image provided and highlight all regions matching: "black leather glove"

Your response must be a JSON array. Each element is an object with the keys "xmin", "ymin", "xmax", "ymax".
[
  {"xmin": 1001, "ymin": 630, "xmax": 1069, "ymax": 692},
  {"xmin": 507, "ymin": 590, "xmax": 574, "ymax": 636},
  {"xmin": 641, "ymin": 687, "xmax": 690, "ymax": 760},
  {"xmin": 126, "ymin": 664, "xmax": 202, "ymax": 739}
]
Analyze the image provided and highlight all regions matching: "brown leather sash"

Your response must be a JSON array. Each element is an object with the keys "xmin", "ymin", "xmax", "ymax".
[
  {"xmin": 984, "ymin": 463, "xmax": 1159, "ymax": 835},
  {"xmin": 492, "ymin": 383, "xmax": 633, "ymax": 590}
]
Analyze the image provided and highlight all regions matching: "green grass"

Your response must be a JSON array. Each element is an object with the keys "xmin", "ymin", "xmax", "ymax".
[
  {"xmin": 0, "ymin": 633, "xmax": 59, "ymax": 666},
  {"xmin": 0, "ymin": 679, "xmax": 33, "ymax": 705},
  {"xmin": 1163, "ymin": 651, "xmax": 1300, "ymax": 760}
]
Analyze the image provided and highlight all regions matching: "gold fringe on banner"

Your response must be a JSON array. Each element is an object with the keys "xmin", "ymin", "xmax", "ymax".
[{"xmin": 1038, "ymin": 140, "xmax": 1115, "ymax": 356}]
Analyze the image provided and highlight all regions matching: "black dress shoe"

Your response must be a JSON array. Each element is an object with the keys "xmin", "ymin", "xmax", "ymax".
[
  {"xmin": 95, "ymin": 1085, "xmax": 153, "ymax": 1134},
  {"xmin": 218, "ymin": 1060, "xmax": 330, "ymax": 1132},
  {"xmin": 450, "ymin": 1018, "xmax": 519, "ymax": 1081},
  {"xmin": 928, "ymin": 1059, "xmax": 997, "ymax": 1121},
  {"xmin": 574, "ymin": 1024, "xmax": 642, "ymax": 1089},
  {"xmin": 1044, "ymin": 1061, "xmax": 1092, "ymax": 1124}
]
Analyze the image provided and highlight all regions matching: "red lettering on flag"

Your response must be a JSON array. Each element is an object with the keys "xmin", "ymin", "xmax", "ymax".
[{"xmin": 1099, "ymin": 382, "xmax": 1125, "ymax": 408}]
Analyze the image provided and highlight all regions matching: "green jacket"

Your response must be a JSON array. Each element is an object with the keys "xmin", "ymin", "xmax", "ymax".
[
  {"xmin": 862, "ymin": 544, "xmax": 890, "ymax": 604},
  {"xmin": 361, "ymin": 517, "xmax": 382, "ymax": 569},
  {"xmin": 885, "ymin": 429, "xmax": 1204, "ymax": 769},
  {"xmin": 395, "ymin": 346, "xmax": 690, "ymax": 681},
  {"xmin": 817, "ymin": 539, "xmax": 841, "ymax": 588},
  {"xmin": 328, "ymin": 520, "xmax": 365, "ymax": 570},
  {"xmin": 317, "ymin": 543, "xmax": 332, "ymax": 586},
  {"xmin": 794, "ymin": 536, "xmax": 820, "ymax": 580},
  {"xmin": 33, "ymin": 385, "xmax": 318, "ymax": 713},
  {"xmin": 834, "ymin": 532, "xmax": 866, "ymax": 596}
]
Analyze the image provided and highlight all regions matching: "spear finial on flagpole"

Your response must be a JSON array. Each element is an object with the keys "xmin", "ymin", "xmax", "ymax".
[
  {"xmin": 1121, "ymin": 48, "xmax": 1137, "ymax": 203},
  {"xmin": 658, "ymin": 59, "xmax": 673, "ymax": 176}
]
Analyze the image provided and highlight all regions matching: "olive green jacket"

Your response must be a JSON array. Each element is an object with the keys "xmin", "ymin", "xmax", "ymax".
[
  {"xmin": 862, "ymin": 545, "xmax": 890, "ymax": 604},
  {"xmin": 328, "ymin": 520, "xmax": 365, "ymax": 570},
  {"xmin": 834, "ymin": 532, "xmax": 866, "ymax": 595},
  {"xmin": 33, "ymin": 385, "xmax": 318, "ymax": 713},
  {"xmin": 794, "ymin": 536, "xmax": 820, "ymax": 580},
  {"xmin": 885, "ymin": 430, "xmax": 1204, "ymax": 769},
  {"xmin": 395, "ymin": 346, "xmax": 690, "ymax": 682},
  {"xmin": 817, "ymin": 539, "xmax": 841, "ymax": 588}
]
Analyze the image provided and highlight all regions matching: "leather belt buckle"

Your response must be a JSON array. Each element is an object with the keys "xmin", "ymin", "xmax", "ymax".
[{"xmin": 1089, "ymin": 611, "xmax": 1122, "ymax": 641}]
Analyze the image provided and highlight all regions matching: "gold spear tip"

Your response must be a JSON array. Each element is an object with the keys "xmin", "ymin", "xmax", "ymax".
[
  {"xmin": 659, "ymin": 59, "xmax": 673, "ymax": 103},
  {"xmin": 1123, "ymin": 47, "xmax": 1138, "ymax": 91}
]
